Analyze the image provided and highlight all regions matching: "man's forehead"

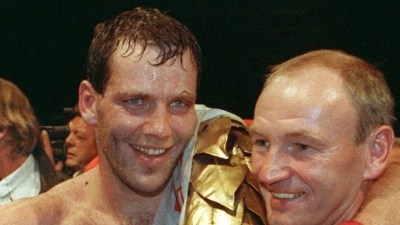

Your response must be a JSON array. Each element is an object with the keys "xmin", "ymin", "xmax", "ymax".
[
  {"xmin": 109, "ymin": 43, "xmax": 196, "ymax": 71},
  {"xmin": 253, "ymin": 66, "xmax": 358, "ymax": 142},
  {"xmin": 268, "ymin": 65, "xmax": 341, "ymax": 86},
  {"xmin": 111, "ymin": 43, "xmax": 159, "ymax": 63},
  {"xmin": 250, "ymin": 116, "xmax": 330, "ymax": 145},
  {"xmin": 260, "ymin": 66, "xmax": 347, "ymax": 104}
]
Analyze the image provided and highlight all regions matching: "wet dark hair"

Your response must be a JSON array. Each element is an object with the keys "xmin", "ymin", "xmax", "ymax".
[{"xmin": 87, "ymin": 7, "xmax": 202, "ymax": 94}]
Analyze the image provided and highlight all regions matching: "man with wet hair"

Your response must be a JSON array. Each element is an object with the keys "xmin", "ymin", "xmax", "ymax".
[
  {"xmin": 0, "ymin": 7, "xmax": 264, "ymax": 225},
  {"xmin": 63, "ymin": 104, "xmax": 97, "ymax": 177}
]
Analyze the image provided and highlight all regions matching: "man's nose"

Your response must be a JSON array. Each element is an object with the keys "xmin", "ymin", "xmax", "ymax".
[
  {"xmin": 142, "ymin": 106, "xmax": 173, "ymax": 141},
  {"xmin": 65, "ymin": 133, "xmax": 74, "ymax": 146},
  {"xmin": 258, "ymin": 147, "xmax": 291, "ymax": 185}
]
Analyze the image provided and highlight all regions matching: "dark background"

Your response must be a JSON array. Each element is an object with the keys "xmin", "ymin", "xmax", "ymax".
[{"xmin": 1, "ymin": 1, "xmax": 400, "ymax": 135}]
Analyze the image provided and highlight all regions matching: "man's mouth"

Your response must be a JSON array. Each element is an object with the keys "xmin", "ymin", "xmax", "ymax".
[
  {"xmin": 133, "ymin": 146, "xmax": 167, "ymax": 156},
  {"xmin": 271, "ymin": 192, "xmax": 304, "ymax": 199}
]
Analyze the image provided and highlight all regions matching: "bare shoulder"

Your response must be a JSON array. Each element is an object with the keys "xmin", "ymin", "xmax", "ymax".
[
  {"xmin": 0, "ymin": 189, "xmax": 63, "ymax": 224},
  {"xmin": 0, "ymin": 169, "xmax": 106, "ymax": 224},
  {"xmin": 354, "ymin": 148, "xmax": 400, "ymax": 224}
]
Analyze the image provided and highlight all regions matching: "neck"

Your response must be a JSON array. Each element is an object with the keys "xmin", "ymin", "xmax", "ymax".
[
  {"xmin": 0, "ymin": 145, "xmax": 29, "ymax": 180},
  {"xmin": 331, "ymin": 180, "xmax": 371, "ymax": 225},
  {"xmin": 95, "ymin": 161, "xmax": 165, "ymax": 224}
]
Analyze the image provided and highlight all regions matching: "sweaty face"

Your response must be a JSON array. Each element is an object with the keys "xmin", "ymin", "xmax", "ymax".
[
  {"xmin": 65, "ymin": 116, "xmax": 97, "ymax": 172},
  {"xmin": 251, "ymin": 66, "xmax": 370, "ymax": 225},
  {"xmin": 93, "ymin": 45, "xmax": 197, "ymax": 195}
]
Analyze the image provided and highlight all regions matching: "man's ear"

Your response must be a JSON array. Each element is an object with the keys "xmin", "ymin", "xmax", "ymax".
[
  {"xmin": 79, "ymin": 80, "xmax": 98, "ymax": 126},
  {"xmin": 364, "ymin": 125, "xmax": 394, "ymax": 180}
]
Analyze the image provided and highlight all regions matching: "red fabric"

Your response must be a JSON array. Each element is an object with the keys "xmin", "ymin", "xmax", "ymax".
[
  {"xmin": 243, "ymin": 119, "xmax": 253, "ymax": 126},
  {"xmin": 339, "ymin": 221, "xmax": 363, "ymax": 225},
  {"xmin": 84, "ymin": 156, "xmax": 99, "ymax": 172}
]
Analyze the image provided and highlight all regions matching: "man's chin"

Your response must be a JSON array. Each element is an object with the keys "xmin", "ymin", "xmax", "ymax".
[
  {"xmin": 124, "ymin": 171, "xmax": 174, "ymax": 197},
  {"xmin": 127, "ymin": 180, "xmax": 168, "ymax": 197},
  {"xmin": 64, "ymin": 161, "xmax": 78, "ymax": 169}
]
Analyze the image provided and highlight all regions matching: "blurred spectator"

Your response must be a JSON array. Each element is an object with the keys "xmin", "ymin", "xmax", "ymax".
[
  {"xmin": 0, "ymin": 78, "xmax": 70, "ymax": 206},
  {"xmin": 64, "ymin": 104, "xmax": 97, "ymax": 177}
]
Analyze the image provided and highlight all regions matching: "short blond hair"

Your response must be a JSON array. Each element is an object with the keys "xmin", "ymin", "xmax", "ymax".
[{"xmin": 263, "ymin": 50, "xmax": 396, "ymax": 144}]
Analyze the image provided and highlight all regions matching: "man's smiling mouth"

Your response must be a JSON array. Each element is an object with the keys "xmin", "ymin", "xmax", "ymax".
[
  {"xmin": 271, "ymin": 192, "xmax": 304, "ymax": 199},
  {"xmin": 133, "ymin": 145, "xmax": 167, "ymax": 156}
]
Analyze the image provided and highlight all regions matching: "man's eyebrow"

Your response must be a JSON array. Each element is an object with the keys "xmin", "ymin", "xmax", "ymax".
[
  {"xmin": 114, "ymin": 90, "xmax": 149, "ymax": 100},
  {"xmin": 248, "ymin": 126, "xmax": 319, "ymax": 140},
  {"xmin": 285, "ymin": 129, "xmax": 329, "ymax": 147},
  {"xmin": 117, "ymin": 90, "xmax": 144, "ymax": 96},
  {"xmin": 285, "ymin": 129, "xmax": 315, "ymax": 138},
  {"xmin": 285, "ymin": 129, "xmax": 322, "ymax": 141},
  {"xmin": 176, "ymin": 90, "xmax": 197, "ymax": 100},
  {"xmin": 248, "ymin": 124, "xmax": 263, "ymax": 136}
]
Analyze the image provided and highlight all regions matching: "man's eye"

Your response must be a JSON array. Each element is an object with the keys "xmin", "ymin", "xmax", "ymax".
[
  {"xmin": 127, "ymin": 99, "xmax": 143, "ymax": 105},
  {"xmin": 77, "ymin": 135, "xmax": 86, "ymax": 140},
  {"xmin": 254, "ymin": 139, "xmax": 270, "ymax": 148},
  {"xmin": 298, "ymin": 144, "xmax": 310, "ymax": 151},
  {"xmin": 288, "ymin": 144, "xmax": 312, "ymax": 152},
  {"xmin": 171, "ymin": 100, "xmax": 186, "ymax": 107}
]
